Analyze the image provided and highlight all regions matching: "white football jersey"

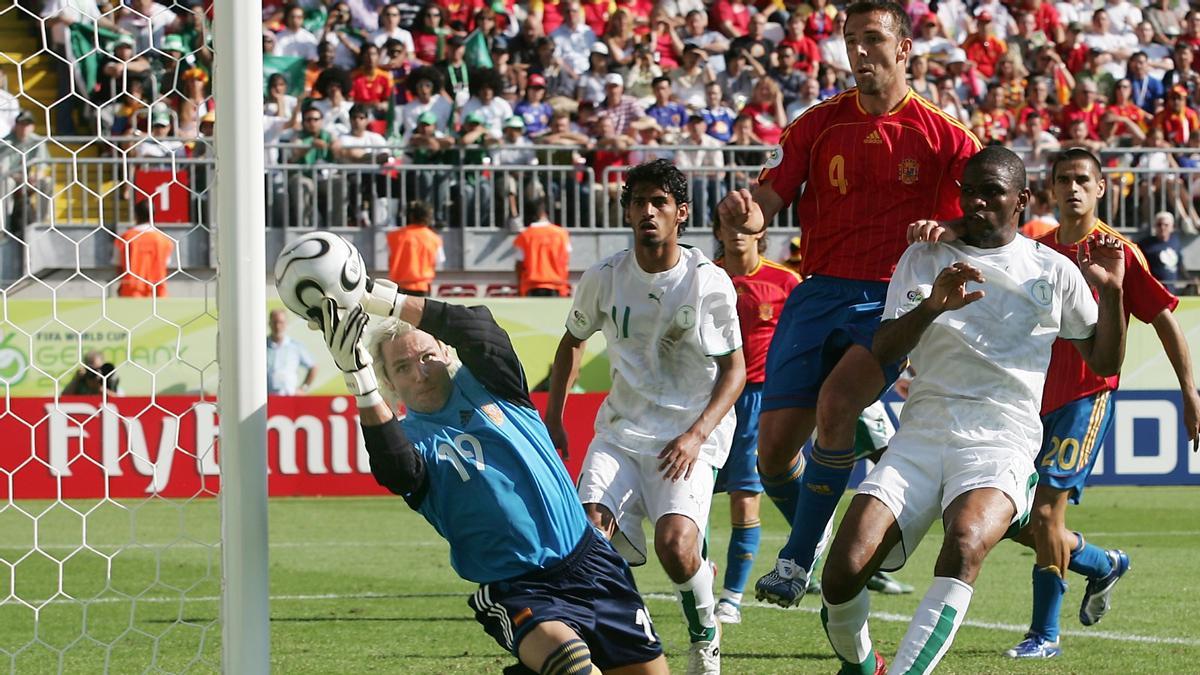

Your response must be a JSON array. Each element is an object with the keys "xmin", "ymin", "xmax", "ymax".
[
  {"xmin": 884, "ymin": 236, "xmax": 1098, "ymax": 458},
  {"xmin": 568, "ymin": 246, "xmax": 742, "ymax": 467}
]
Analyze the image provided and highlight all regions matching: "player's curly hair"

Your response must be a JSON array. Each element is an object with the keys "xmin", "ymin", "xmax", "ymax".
[{"xmin": 619, "ymin": 158, "xmax": 690, "ymax": 217}]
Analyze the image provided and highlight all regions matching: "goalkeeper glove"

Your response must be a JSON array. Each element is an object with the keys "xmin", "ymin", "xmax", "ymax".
[
  {"xmin": 318, "ymin": 298, "xmax": 383, "ymax": 408},
  {"xmin": 360, "ymin": 277, "xmax": 409, "ymax": 320}
]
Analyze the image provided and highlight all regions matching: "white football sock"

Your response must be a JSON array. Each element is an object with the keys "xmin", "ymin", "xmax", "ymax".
[
  {"xmin": 889, "ymin": 576, "xmax": 974, "ymax": 675},
  {"xmin": 719, "ymin": 590, "xmax": 743, "ymax": 606},
  {"xmin": 675, "ymin": 560, "xmax": 716, "ymax": 640},
  {"xmin": 821, "ymin": 587, "xmax": 874, "ymax": 667}
]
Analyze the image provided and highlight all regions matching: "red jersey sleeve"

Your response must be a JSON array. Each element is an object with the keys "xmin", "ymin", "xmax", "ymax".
[
  {"xmin": 931, "ymin": 118, "xmax": 981, "ymax": 220},
  {"xmin": 1123, "ymin": 242, "xmax": 1180, "ymax": 322},
  {"xmin": 757, "ymin": 105, "xmax": 822, "ymax": 208}
]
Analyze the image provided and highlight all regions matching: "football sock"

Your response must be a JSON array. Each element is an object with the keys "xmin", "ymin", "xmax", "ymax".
[
  {"xmin": 891, "ymin": 576, "xmax": 974, "ymax": 675},
  {"xmin": 724, "ymin": 520, "xmax": 761, "ymax": 595},
  {"xmin": 780, "ymin": 444, "xmax": 855, "ymax": 568},
  {"xmin": 676, "ymin": 561, "xmax": 717, "ymax": 643},
  {"xmin": 539, "ymin": 638, "xmax": 594, "ymax": 675},
  {"xmin": 760, "ymin": 456, "xmax": 803, "ymax": 522},
  {"xmin": 1030, "ymin": 565, "xmax": 1067, "ymax": 641},
  {"xmin": 1068, "ymin": 532, "xmax": 1113, "ymax": 579},
  {"xmin": 719, "ymin": 590, "xmax": 743, "ymax": 607},
  {"xmin": 820, "ymin": 588, "xmax": 876, "ymax": 674}
]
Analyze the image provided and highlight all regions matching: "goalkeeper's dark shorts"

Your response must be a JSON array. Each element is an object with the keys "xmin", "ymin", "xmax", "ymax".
[{"xmin": 468, "ymin": 527, "xmax": 663, "ymax": 669}]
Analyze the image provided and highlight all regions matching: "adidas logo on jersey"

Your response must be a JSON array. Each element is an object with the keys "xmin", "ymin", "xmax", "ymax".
[{"xmin": 864, "ymin": 130, "xmax": 883, "ymax": 144}]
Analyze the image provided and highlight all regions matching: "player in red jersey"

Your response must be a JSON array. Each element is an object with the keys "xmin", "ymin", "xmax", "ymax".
[
  {"xmin": 1004, "ymin": 148, "xmax": 1200, "ymax": 659},
  {"xmin": 710, "ymin": 209, "xmax": 800, "ymax": 625},
  {"xmin": 716, "ymin": 0, "xmax": 982, "ymax": 608}
]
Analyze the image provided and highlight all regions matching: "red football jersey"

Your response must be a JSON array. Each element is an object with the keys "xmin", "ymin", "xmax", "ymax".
[
  {"xmin": 1036, "ymin": 222, "xmax": 1179, "ymax": 415},
  {"xmin": 716, "ymin": 257, "xmax": 800, "ymax": 384},
  {"xmin": 759, "ymin": 88, "xmax": 980, "ymax": 282}
]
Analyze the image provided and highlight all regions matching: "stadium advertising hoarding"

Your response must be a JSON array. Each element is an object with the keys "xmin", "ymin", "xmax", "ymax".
[{"xmin": 1, "ymin": 298, "xmax": 1198, "ymax": 496}]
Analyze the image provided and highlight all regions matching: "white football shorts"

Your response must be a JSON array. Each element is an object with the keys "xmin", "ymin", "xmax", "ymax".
[
  {"xmin": 577, "ymin": 439, "xmax": 716, "ymax": 566},
  {"xmin": 856, "ymin": 434, "xmax": 1038, "ymax": 571}
]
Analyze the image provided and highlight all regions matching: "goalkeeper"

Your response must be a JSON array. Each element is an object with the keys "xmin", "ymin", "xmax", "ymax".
[{"xmin": 312, "ymin": 281, "xmax": 667, "ymax": 675}]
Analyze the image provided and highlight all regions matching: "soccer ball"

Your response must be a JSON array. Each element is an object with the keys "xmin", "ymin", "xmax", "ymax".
[{"xmin": 274, "ymin": 231, "xmax": 368, "ymax": 322}]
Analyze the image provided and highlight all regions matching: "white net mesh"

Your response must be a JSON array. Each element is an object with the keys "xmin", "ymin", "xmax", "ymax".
[{"xmin": 0, "ymin": 2, "xmax": 221, "ymax": 671}]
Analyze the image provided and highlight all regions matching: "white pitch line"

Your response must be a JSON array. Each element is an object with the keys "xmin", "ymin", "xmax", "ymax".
[
  {"xmin": 7, "ymin": 590, "xmax": 1197, "ymax": 648},
  {"xmin": 639, "ymin": 593, "xmax": 1200, "ymax": 647}
]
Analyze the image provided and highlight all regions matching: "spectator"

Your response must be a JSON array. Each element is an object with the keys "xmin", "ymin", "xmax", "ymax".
[
  {"xmin": 350, "ymin": 43, "xmax": 393, "ymax": 124},
  {"xmin": 530, "ymin": 36, "xmax": 576, "ymax": 98},
  {"xmin": 438, "ymin": 34, "xmax": 471, "ymax": 108},
  {"xmin": 1058, "ymin": 80, "xmax": 1105, "ymax": 140},
  {"xmin": 386, "ymin": 199, "xmax": 443, "ymax": 295},
  {"xmin": 0, "ymin": 111, "xmax": 49, "ymax": 239},
  {"xmin": 311, "ymin": 67, "xmax": 355, "ymax": 135},
  {"xmin": 910, "ymin": 12, "xmax": 955, "ymax": 63},
  {"xmin": 266, "ymin": 308, "xmax": 318, "ymax": 395},
  {"xmin": 1018, "ymin": 76, "xmax": 1056, "ymax": 134},
  {"xmin": 1030, "ymin": 44, "xmax": 1075, "ymax": 106},
  {"xmin": 551, "ymin": 0, "xmax": 597, "ymax": 80},
  {"xmin": 816, "ymin": 62, "xmax": 842, "ymax": 100},
  {"xmin": 265, "ymin": 73, "xmax": 300, "ymax": 120},
  {"xmin": 995, "ymin": 52, "xmax": 1029, "ymax": 111},
  {"xmin": 725, "ymin": 114, "xmax": 764, "ymax": 189},
  {"xmin": 740, "ymin": 77, "xmax": 786, "ymax": 145},
  {"xmin": 945, "ymin": 48, "xmax": 986, "ymax": 106},
  {"xmin": 1008, "ymin": 109, "xmax": 1060, "ymax": 166},
  {"xmin": 962, "ymin": 9, "xmax": 1007, "ymax": 79},
  {"xmin": 1103, "ymin": 0, "xmax": 1143, "ymax": 35},
  {"xmin": 782, "ymin": 235, "xmax": 802, "ymax": 274},
  {"xmin": 645, "ymin": 76, "xmax": 688, "ymax": 138},
  {"xmin": 174, "ymin": 67, "xmax": 211, "ymax": 140},
  {"xmin": 1139, "ymin": 211, "xmax": 1192, "ymax": 293},
  {"xmin": 1132, "ymin": 22, "xmax": 1172, "ymax": 80},
  {"xmin": 118, "ymin": 0, "xmax": 177, "ymax": 53},
  {"xmin": 716, "ymin": 48, "xmax": 763, "ymax": 107},
  {"xmin": 1008, "ymin": 10, "xmax": 1052, "ymax": 66},
  {"xmin": 628, "ymin": 117, "xmax": 672, "ymax": 164},
  {"xmin": 338, "ymin": 104, "xmax": 388, "ymax": 226},
  {"xmin": 770, "ymin": 44, "xmax": 806, "ymax": 112},
  {"xmin": 513, "ymin": 196, "xmax": 571, "ymax": 296},
  {"xmin": 972, "ymin": 84, "xmax": 1015, "ymax": 144},
  {"xmin": 1057, "ymin": 21, "xmax": 1090, "ymax": 75},
  {"xmin": 624, "ymin": 45, "xmax": 664, "ymax": 104},
  {"xmin": 1082, "ymin": 9, "xmax": 1136, "ymax": 68},
  {"xmin": 156, "ymin": 34, "xmax": 191, "ymax": 101},
  {"xmin": 283, "ymin": 106, "xmax": 342, "ymax": 227},
  {"xmin": 1128, "ymin": 51, "xmax": 1165, "ymax": 115},
  {"xmin": 397, "ymin": 67, "xmax": 452, "ymax": 137},
  {"xmin": 62, "ymin": 351, "xmax": 120, "ymax": 396},
  {"xmin": 305, "ymin": 40, "xmax": 339, "ymax": 98},
  {"xmin": 711, "ymin": 0, "xmax": 751, "ymax": 40},
  {"xmin": 1162, "ymin": 43, "xmax": 1199, "ymax": 106},
  {"xmin": 276, "ymin": 3, "xmax": 321, "ymax": 60},
  {"xmin": 1077, "ymin": 48, "xmax": 1117, "ymax": 100},
  {"xmin": 97, "ymin": 34, "xmax": 152, "ymax": 110},
  {"xmin": 675, "ymin": 112, "xmax": 724, "ymax": 225},
  {"xmin": 461, "ymin": 70, "xmax": 513, "ymax": 138},
  {"xmin": 700, "ymin": 81, "xmax": 737, "ymax": 142},
  {"xmin": 581, "ymin": 0, "xmax": 611, "ymax": 38},
  {"xmin": 514, "ymin": 73, "xmax": 553, "ymax": 135},
  {"xmin": 778, "ymin": 12, "xmax": 821, "ymax": 77},
  {"xmin": 669, "ymin": 43, "xmax": 715, "ymax": 109},
  {"xmin": 937, "ymin": 74, "xmax": 970, "ymax": 123},
  {"xmin": 1102, "ymin": 78, "xmax": 1149, "ymax": 143},
  {"xmin": 495, "ymin": 116, "xmax": 541, "ymax": 228},
  {"xmin": 647, "ymin": 7, "xmax": 684, "ymax": 70},
  {"xmin": 1060, "ymin": 117, "xmax": 1105, "ymax": 153},
  {"xmin": 371, "ymin": 2, "xmax": 415, "ymax": 54},
  {"xmin": 1146, "ymin": 0, "xmax": 1183, "ymax": 44},
  {"xmin": 446, "ymin": 111, "xmax": 497, "ymax": 225},
  {"xmin": 576, "ymin": 43, "xmax": 613, "ymax": 106},
  {"xmin": 1152, "ymin": 85, "xmax": 1200, "ymax": 145},
  {"xmin": 131, "ymin": 109, "xmax": 185, "ymax": 162},
  {"xmin": 115, "ymin": 198, "xmax": 174, "ymax": 298},
  {"xmin": 598, "ymin": 73, "xmax": 643, "ymax": 136},
  {"xmin": 1021, "ymin": 187, "xmax": 1059, "ymax": 239},
  {"xmin": 805, "ymin": 0, "xmax": 837, "ymax": 42},
  {"xmin": 789, "ymin": 77, "xmax": 822, "ymax": 118},
  {"xmin": 322, "ymin": 1, "xmax": 367, "ymax": 71},
  {"xmin": 909, "ymin": 53, "xmax": 938, "ymax": 105},
  {"xmin": 679, "ymin": 9, "xmax": 729, "ymax": 71},
  {"xmin": 601, "ymin": 9, "xmax": 637, "ymax": 69},
  {"xmin": 588, "ymin": 114, "xmax": 630, "ymax": 226},
  {"xmin": 729, "ymin": 12, "xmax": 775, "ymax": 62},
  {"xmin": 411, "ymin": 4, "xmax": 449, "ymax": 65}
]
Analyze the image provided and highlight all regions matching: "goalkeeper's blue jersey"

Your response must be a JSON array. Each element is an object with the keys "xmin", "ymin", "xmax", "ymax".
[{"xmin": 401, "ymin": 365, "xmax": 588, "ymax": 584}]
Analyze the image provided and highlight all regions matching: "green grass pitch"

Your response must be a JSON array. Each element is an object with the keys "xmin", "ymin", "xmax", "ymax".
[{"xmin": 1, "ymin": 486, "xmax": 1197, "ymax": 673}]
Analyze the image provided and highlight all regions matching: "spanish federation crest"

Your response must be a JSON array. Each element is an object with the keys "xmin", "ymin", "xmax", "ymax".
[
  {"xmin": 758, "ymin": 302, "xmax": 774, "ymax": 321},
  {"xmin": 481, "ymin": 403, "xmax": 505, "ymax": 426},
  {"xmin": 898, "ymin": 158, "xmax": 920, "ymax": 185}
]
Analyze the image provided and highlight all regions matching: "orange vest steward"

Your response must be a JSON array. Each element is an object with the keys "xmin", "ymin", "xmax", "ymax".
[
  {"xmin": 387, "ymin": 224, "xmax": 442, "ymax": 293},
  {"xmin": 116, "ymin": 225, "xmax": 174, "ymax": 298}
]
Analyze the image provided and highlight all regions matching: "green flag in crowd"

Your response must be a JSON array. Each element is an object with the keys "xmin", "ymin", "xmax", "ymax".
[
  {"xmin": 263, "ymin": 54, "xmax": 307, "ymax": 96},
  {"xmin": 69, "ymin": 22, "xmax": 128, "ymax": 94},
  {"xmin": 462, "ymin": 30, "xmax": 493, "ymax": 70}
]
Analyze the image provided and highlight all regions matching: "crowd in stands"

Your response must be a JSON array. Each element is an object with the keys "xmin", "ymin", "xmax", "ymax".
[{"xmin": 1, "ymin": 0, "xmax": 1197, "ymax": 289}]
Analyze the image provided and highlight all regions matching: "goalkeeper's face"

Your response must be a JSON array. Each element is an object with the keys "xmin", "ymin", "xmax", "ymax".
[{"xmin": 379, "ymin": 330, "xmax": 454, "ymax": 413}]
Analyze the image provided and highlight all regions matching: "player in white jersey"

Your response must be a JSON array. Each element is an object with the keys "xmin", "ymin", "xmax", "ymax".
[
  {"xmin": 546, "ymin": 160, "xmax": 746, "ymax": 675},
  {"xmin": 817, "ymin": 146, "xmax": 1129, "ymax": 675}
]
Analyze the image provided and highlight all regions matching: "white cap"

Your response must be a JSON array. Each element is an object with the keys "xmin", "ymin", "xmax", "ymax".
[
  {"xmin": 591, "ymin": 42, "xmax": 609, "ymax": 55},
  {"xmin": 604, "ymin": 73, "xmax": 624, "ymax": 87},
  {"xmin": 947, "ymin": 48, "xmax": 967, "ymax": 64}
]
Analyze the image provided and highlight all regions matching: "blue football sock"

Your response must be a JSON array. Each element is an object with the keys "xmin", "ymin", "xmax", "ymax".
[
  {"xmin": 760, "ymin": 457, "xmax": 804, "ymax": 522},
  {"xmin": 779, "ymin": 444, "xmax": 855, "ymax": 569},
  {"xmin": 724, "ymin": 521, "xmax": 761, "ymax": 595},
  {"xmin": 1030, "ymin": 565, "xmax": 1067, "ymax": 641},
  {"xmin": 1067, "ymin": 532, "xmax": 1113, "ymax": 579}
]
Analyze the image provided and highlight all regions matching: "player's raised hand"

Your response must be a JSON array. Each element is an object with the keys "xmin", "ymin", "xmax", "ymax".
[
  {"xmin": 319, "ymin": 298, "xmax": 381, "ymax": 406},
  {"xmin": 658, "ymin": 429, "xmax": 703, "ymax": 482},
  {"xmin": 1077, "ymin": 233, "xmax": 1126, "ymax": 290},
  {"xmin": 717, "ymin": 188, "xmax": 764, "ymax": 235},
  {"xmin": 925, "ymin": 262, "xmax": 986, "ymax": 313},
  {"xmin": 907, "ymin": 219, "xmax": 959, "ymax": 244}
]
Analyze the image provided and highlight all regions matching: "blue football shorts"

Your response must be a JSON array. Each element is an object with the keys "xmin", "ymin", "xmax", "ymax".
[
  {"xmin": 1037, "ymin": 390, "xmax": 1114, "ymax": 505},
  {"xmin": 715, "ymin": 383, "xmax": 764, "ymax": 494},
  {"xmin": 761, "ymin": 275, "xmax": 904, "ymax": 412},
  {"xmin": 468, "ymin": 527, "xmax": 663, "ymax": 669}
]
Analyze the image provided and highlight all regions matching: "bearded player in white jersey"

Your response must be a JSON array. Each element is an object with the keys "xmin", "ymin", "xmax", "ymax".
[
  {"xmin": 817, "ymin": 146, "xmax": 1129, "ymax": 675},
  {"xmin": 546, "ymin": 159, "xmax": 745, "ymax": 675}
]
